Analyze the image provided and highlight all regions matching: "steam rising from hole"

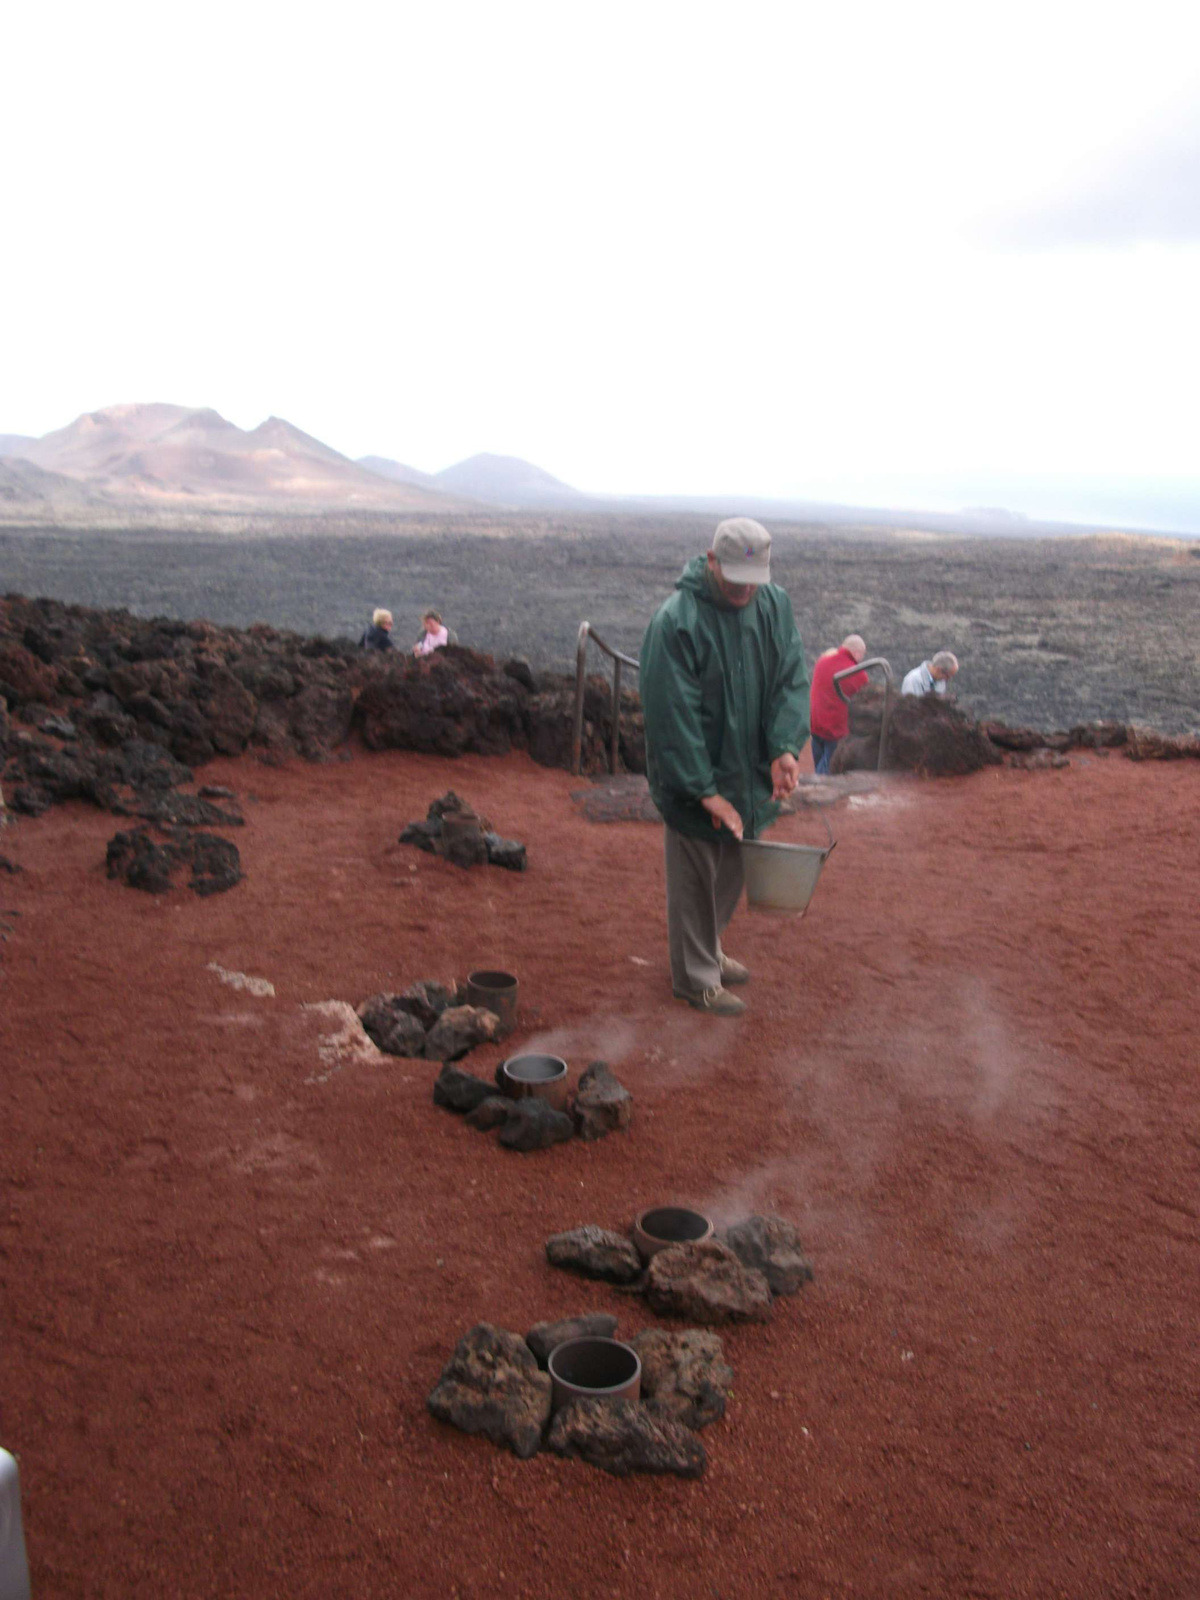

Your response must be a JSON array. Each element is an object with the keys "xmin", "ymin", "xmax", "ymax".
[
  {"xmin": 686, "ymin": 974, "xmax": 1052, "ymax": 1260},
  {"xmin": 513, "ymin": 1016, "xmax": 640, "ymax": 1066}
]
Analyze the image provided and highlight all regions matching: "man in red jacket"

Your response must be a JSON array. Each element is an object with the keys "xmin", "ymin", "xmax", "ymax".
[{"xmin": 809, "ymin": 634, "xmax": 868, "ymax": 774}]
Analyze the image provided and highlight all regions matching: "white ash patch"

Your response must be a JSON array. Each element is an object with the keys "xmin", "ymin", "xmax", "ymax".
[
  {"xmin": 846, "ymin": 790, "xmax": 914, "ymax": 811},
  {"xmin": 303, "ymin": 1000, "xmax": 384, "ymax": 1083},
  {"xmin": 207, "ymin": 961, "xmax": 276, "ymax": 998}
]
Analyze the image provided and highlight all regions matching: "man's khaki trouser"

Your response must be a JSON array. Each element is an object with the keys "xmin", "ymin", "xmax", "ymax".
[{"xmin": 664, "ymin": 826, "xmax": 745, "ymax": 996}]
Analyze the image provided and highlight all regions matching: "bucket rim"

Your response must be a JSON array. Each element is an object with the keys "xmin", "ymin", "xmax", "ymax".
[{"xmin": 741, "ymin": 837, "xmax": 831, "ymax": 860}]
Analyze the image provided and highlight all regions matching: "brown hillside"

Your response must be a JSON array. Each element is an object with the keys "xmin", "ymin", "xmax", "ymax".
[{"xmin": 13, "ymin": 404, "xmax": 466, "ymax": 512}]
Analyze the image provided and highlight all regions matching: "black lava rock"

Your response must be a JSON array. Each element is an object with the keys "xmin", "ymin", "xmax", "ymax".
[
  {"xmin": 106, "ymin": 829, "xmax": 176, "ymax": 894},
  {"xmin": 187, "ymin": 832, "xmax": 242, "ymax": 896},
  {"xmin": 427, "ymin": 1323, "xmax": 552, "ymax": 1461},
  {"xmin": 545, "ymin": 1226, "xmax": 643, "ymax": 1284},
  {"xmin": 546, "ymin": 1397, "xmax": 705, "ymax": 1478},
  {"xmin": 572, "ymin": 1061, "xmax": 633, "ymax": 1141},
  {"xmin": 717, "ymin": 1214, "xmax": 814, "ymax": 1297},
  {"xmin": 483, "ymin": 832, "xmax": 527, "ymax": 871},
  {"xmin": 399, "ymin": 819, "xmax": 440, "ymax": 854},
  {"xmin": 497, "ymin": 1099, "xmax": 574, "ymax": 1152},
  {"xmin": 105, "ymin": 825, "xmax": 242, "ymax": 897},
  {"xmin": 465, "ymin": 1096, "xmax": 513, "ymax": 1131},
  {"xmin": 432, "ymin": 1064, "xmax": 496, "ymax": 1113},
  {"xmin": 524, "ymin": 1313, "xmax": 619, "ymax": 1369},
  {"xmin": 356, "ymin": 994, "xmax": 429, "ymax": 1057}
]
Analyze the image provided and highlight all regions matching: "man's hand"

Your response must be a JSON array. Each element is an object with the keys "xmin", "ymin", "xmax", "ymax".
[
  {"xmin": 700, "ymin": 794, "xmax": 744, "ymax": 840},
  {"xmin": 771, "ymin": 753, "xmax": 801, "ymax": 801}
]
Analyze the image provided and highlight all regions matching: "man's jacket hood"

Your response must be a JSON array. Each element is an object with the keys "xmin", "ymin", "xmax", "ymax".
[{"xmin": 640, "ymin": 554, "xmax": 809, "ymax": 840}]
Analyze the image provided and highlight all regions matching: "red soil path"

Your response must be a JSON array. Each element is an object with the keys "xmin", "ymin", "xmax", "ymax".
[{"xmin": 2, "ymin": 747, "xmax": 1197, "ymax": 1599}]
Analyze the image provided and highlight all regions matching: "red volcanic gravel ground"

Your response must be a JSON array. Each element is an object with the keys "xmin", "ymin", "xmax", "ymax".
[{"xmin": 1, "ymin": 746, "xmax": 1197, "ymax": 1599}]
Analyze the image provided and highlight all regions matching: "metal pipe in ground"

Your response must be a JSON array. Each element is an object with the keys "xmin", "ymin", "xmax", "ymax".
[
  {"xmin": 834, "ymin": 655, "xmax": 894, "ymax": 773},
  {"xmin": 877, "ymin": 675, "xmax": 895, "ymax": 771},
  {"xmin": 610, "ymin": 657, "xmax": 622, "ymax": 774},
  {"xmin": 571, "ymin": 622, "xmax": 590, "ymax": 775}
]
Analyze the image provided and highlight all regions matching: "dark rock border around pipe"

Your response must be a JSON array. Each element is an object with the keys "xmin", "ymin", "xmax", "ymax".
[{"xmin": 427, "ymin": 1318, "xmax": 728, "ymax": 1477}]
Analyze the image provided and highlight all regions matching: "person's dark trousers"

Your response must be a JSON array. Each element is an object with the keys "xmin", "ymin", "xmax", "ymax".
[
  {"xmin": 664, "ymin": 826, "xmax": 745, "ymax": 996},
  {"xmin": 811, "ymin": 734, "xmax": 838, "ymax": 775}
]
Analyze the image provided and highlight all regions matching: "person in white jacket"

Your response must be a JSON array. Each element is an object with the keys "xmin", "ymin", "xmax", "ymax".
[
  {"xmin": 413, "ymin": 610, "xmax": 449, "ymax": 656},
  {"xmin": 902, "ymin": 650, "xmax": 959, "ymax": 696}
]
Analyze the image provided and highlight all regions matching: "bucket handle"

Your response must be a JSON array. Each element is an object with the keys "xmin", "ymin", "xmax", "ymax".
[
  {"xmin": 814, "ymin": 805, "xmax": 836, "ymax": 854},
  {"xmin": 770, "ymin": 801, "xmax": 836, "ymax": 853}
]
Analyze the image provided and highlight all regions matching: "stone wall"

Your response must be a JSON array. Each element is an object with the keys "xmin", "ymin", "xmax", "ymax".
[{"xmin": 0, "ymin": 594, "xmax": 646, "ymax": 818}]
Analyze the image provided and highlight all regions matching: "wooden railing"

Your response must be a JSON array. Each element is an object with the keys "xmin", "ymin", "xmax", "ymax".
[{"xmin": 571, "ymin": 622, "xmax": 640, "ymax": 776}]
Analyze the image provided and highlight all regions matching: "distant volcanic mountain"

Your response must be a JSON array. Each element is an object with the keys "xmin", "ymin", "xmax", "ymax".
[
  {"xmin": 4, "ymin": 404, "xmax": 465, "ymax": 512},
  {"xmin": 431, "ymin": 452, "xmax": 586, "ymax": 509},
  {"xmin": 0, "ymin": 456, "xmax": 115, "ymax": 511},
  {"xmin": 357, "ymin": 455, "xmax": 442, "ymax": 492},
  {"xmin": 360, "ymin": 450, "xmax": 585, "ymax": 509}
]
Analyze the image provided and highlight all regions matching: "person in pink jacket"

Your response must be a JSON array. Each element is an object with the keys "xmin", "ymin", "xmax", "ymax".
[{"xmin": 413, "ymin": 610, "xmax": 449, "ymax": 656}]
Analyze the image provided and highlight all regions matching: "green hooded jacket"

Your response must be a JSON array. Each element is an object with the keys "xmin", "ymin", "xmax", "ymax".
[{"xmin": 640, "ymin": 555, "xmax": 810, "ymax": 840}]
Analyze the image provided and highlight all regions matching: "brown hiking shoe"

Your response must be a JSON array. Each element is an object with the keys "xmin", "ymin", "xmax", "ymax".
[
  {"xmin": 718, "ymin": 952, "xmax": 750, "ymax": 985},
  {"xmin": 680, "ymin": 985, "xmax": 746, "ymax": 1017}
]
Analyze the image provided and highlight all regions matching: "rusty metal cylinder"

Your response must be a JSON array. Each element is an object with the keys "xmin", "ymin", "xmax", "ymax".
[
  {"xmin": 548, "ymin": 1337, "xmax": 641, "ymax": 1412},
  {"xmin": 465, "ymin": 969, "xmax": 518, "ymax": 1039}
]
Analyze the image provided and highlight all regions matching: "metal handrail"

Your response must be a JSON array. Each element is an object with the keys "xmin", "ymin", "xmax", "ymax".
[
  {"xmin": 572, "ymin": 621, "xmax": 640, "ymax": 775},
  {"xmin": 834, "ymin": 656, "xmax": 894, "ymax": 772}
]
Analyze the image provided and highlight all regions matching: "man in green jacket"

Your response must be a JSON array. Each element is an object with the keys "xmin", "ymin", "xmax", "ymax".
[{"xmin": 640, "ymin": 518, "xmax": 809, "ymax": 1016}]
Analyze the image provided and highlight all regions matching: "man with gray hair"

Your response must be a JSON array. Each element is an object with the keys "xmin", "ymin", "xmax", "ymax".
[
  {"xmin": 809, "ymin": 633, "xmax": 868, "ymax": 774},
  {"xmin": 901, "ymin": 651, "xmax": 959, "ymax": 697},
  {"xmin": 640, "ymin": 518, "xmax": 809, "ymax": 1016}
]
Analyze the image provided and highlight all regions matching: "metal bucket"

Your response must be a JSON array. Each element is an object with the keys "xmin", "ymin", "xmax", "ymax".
[
  {"xmin": 0, "ymin": 1449, "xmax": 31, "ymax": 1600},
  {"xmin": 465, "ymin": 969, "xmax": 518, "ymax": 1039},
  {"xmin": 741, "ymin": 812, "xmax": 836, "ymax": 916}
]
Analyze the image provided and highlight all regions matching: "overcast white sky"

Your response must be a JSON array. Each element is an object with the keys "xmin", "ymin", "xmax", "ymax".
[{"xmin": 5, "ymin": 0, "xmax": 1200, "ymax": 511}]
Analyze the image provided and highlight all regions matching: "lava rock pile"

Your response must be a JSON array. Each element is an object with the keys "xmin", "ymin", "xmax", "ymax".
[
  {"xmin": 427, "ymin": 1315, "xmax": 731, "ymax": 1477},
  {"xmin": 833, "ymin": 688, "xmax": 1001, "ymax": 777},
  {"xmin": 106, "ymin": 825, "xmax": 242, "ymax": 897},
  {"xmin": 0, "ymin": 594, "xmax": 647, "ymax": 831},
  {"xmin": 399, "ymin": 791, "xmax": 526, "ymax": 871},
  {"xmin": 546, "ymin": 1212, "xmax": 813, "ymax": 1326},
  {"xmin": 832, "ymin": 686, "xmax": 1200, "ymax": 775},
  {"xmin": 427, "ymin": 1214, "xmax": 810, "ymax": 1476},
  {"xmin": 357, "ymin": 980, "xmax": 501, "ymax": 1062},
  {"xmin": 435, "ymin": 1059, "xmax": 633, "ymax": 1152}
]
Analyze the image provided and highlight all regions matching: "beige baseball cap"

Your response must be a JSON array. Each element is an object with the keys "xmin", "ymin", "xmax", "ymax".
[{"xmin": 711, "ymin": 517, "xmax": 771, "ymax": 584}]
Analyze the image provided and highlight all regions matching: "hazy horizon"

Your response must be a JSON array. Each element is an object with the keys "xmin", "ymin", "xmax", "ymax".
[
  {"xmin": 6, "ymin": 398, "xmax": 1200, "ymax": 537},
  {"xmin": 5, "ymin": 3, "xmax": 1200, "ymax": 532}
]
